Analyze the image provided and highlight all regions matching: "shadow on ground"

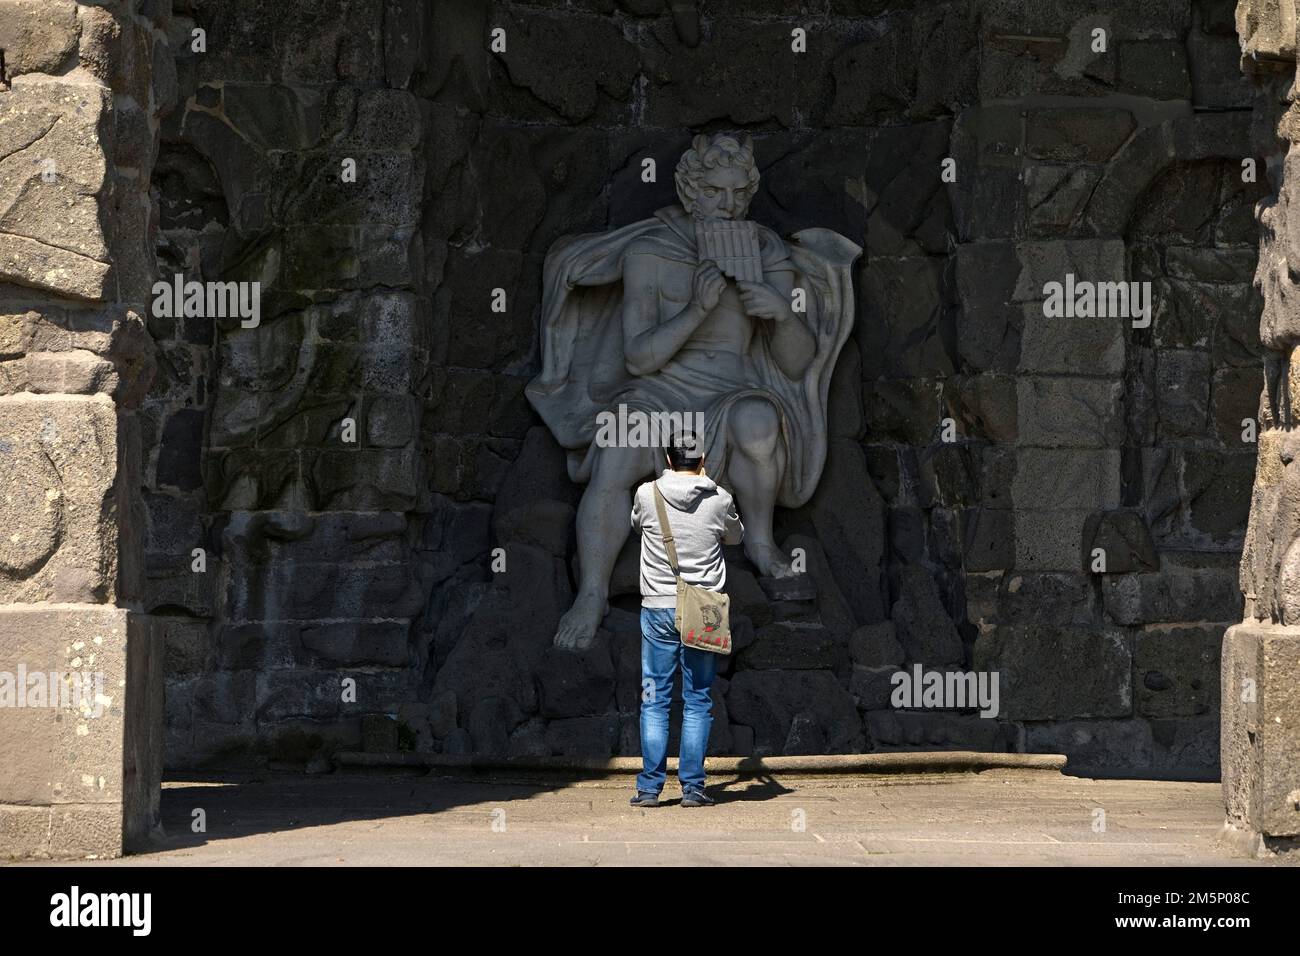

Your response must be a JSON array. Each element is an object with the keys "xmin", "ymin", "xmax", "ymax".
[{"xmin": 150, "ymin": 768, "xmax": 797, "ymax": 852}]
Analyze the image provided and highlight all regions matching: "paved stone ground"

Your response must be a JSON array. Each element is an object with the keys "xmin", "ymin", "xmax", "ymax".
[{"xmin": 18, "ymin": 768, "xmax": 1293, "ymax": 866}]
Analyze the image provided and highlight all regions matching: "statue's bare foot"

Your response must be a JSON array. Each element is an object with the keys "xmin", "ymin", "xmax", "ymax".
[
  {"xmin": 553, "ymin": 592, "xmax": 607, "ymax": 651},
  {"xmin": 746, "ymin": 541, "xmax": 796, "ymax": 578}
]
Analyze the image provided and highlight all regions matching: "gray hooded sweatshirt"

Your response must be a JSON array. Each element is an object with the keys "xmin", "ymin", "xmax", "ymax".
[{"xmin": 631, "ymin": 469, "xmax": 745, "ymax": 609}]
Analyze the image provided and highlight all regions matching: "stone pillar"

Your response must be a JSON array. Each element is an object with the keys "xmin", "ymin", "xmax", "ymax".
[
  {"xmin": 1224, "ymin": 0, "xmax": 1300, "ymax": 855},
  {"xmin": 0, "ymin": 1, "xmax": 164, "ymax": 859}
]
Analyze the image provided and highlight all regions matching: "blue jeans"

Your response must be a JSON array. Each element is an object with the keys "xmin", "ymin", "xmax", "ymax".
[{"xmin": 637, "ymin": 606, "xmax": 719, "ymax": 795}]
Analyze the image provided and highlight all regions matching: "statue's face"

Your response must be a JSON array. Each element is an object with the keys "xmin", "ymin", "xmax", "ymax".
[{"xmin": 688, "ymin": 164, "xmax": 753, "ymax": 221}]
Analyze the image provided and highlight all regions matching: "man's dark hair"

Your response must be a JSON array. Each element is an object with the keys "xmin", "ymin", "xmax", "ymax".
[{"xmin": 667, "ymin": 431, "xmax": 703, "ymax": 471}]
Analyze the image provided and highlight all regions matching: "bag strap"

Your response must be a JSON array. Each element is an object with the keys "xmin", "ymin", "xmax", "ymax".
[{"xmin": 652, "ymin": 483, "xmax": 681, "ymax": 576}]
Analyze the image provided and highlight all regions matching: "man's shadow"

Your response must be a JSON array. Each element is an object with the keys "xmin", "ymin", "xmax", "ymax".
[{"xmin": 679, "ymin": 772, "xmax": 796, "ymax": 805}]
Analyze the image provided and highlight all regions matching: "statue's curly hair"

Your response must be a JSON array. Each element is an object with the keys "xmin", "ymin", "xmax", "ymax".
[{"xmin": 675, "ymin": 133, "xmax": 760, "ymax": 214}]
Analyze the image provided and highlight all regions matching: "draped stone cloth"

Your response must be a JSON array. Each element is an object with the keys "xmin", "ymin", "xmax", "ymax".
[{"xmin": 525, "ymin": 205, "xmax": 860, "ymax": 509}]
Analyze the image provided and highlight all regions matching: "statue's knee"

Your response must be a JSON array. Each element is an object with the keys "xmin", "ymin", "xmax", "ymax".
[{"xmin": 731, "ymin": 398, "xmax": 781, "ymax": 457}]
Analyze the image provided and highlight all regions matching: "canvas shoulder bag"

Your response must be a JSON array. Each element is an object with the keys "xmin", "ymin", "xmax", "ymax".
[{"xmin": 652, "ymin": 483, "xmax": 732, "ymax": 654}]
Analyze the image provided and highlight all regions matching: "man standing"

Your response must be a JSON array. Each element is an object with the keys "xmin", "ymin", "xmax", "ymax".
[{"xmin": 629, "ymin": 433, "xmax": 743, "ymax": 808}]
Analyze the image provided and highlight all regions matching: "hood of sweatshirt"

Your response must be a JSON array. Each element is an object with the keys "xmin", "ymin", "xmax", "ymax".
[{"xmin": 654, "ymin": 468, "xmax": 717, "ymax": 512}]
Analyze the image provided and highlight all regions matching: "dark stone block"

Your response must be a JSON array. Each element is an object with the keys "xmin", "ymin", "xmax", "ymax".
[
  {"xmin": 863, "ymin": 445, "xmax": 901, "ymax": 502},
  {"xmin": 757, "ymin": 574, "xmax": 816, "ymax": 602},
  {"xmin": 928, "ymin": 506, "xmax": 965, "ymax": 570},
  {"xmin": 1125, "ymin": 345, "xmax": 1158, "ymax": 446},
  {"xmin": 1017, "ymin": 378, "xmax": 1124, "ymax": 448},
  {"xmin": 727, "ymin": 613, "xmax": 756, "ymax": 660},
  {"xmin": 978, "ymin": 35, "xmax": 1112, "ymax": 101},
  {"xmin": 191, "ymin": 578, "xmax": 279, "ymax": 652},
  {"xmin": 948, "ymin": 374, "xmax": 1018, "ymax": 444},
  {"xmin": 508, "ymin": 718, "xmax": 551, "ymax": 759},
  {"xmin": 1140, "ymin": 448, "xmax": 1182, "ymax": 542},
  {"xmin": 725, "ymin": 669, "xmax": 863, "ymax": 756},
  {"xmin": 468, "ymin": 696, "xmax": 524, "ymax": 757},
  {"xmin": 1026, "ymin": 164, "xmax": 1103, "ymax": 238},
  {"xmin": 300, "ymin": 622, "xmax": 411, "ymax": 667},
  {"xmin": 161, "ymin": 619, "xmax": 210, "ymax": 676},
  {"xmin": 758, "ymin": 128, "xmax": 875, "ymax": 249},
  {"xmin": 869, "ymin": 711, "xmax": 1016, "ymax": 752},
  {"xmin": 1025, "ymin": 720, "xmax": 1154, "ymax": 776},
  {"xmin": 860, "ymin": 257, "xmax": 952, "ymax": 377},
  {"xmin": 923, "ymin": 443, "xmax": 980, "ymax": 508},
  {"xmin": 157, "ymin": 408, "xmax": 205, "ymax": 491},
  {"xmin": 859, "ymin": 122, "xmax": 953, "ymax": 258},
  {"xmin": 850, "ymin": 621, "xmax": 905, "ymax": 667},
  {"xmin": 538, "ymin": 642, "xmax": 616, "ymax": 719},
  {"xmin": 1155, "ymin": 349, "xmax": 1212, "ymax": 439},
  {"xmin": 782, "ymin": 711, "xmax": 828, "ymax": 755},
  {"xmin": 962, "ymin": 507, "xmax": 1015, "ymax": 572},
  {"xmin": 990, "ymin": 572, "xmax": 1095, "ymax": 627},
  {"xmin": 1129, "ymin": 158, "xmax": 1233, "ymax": 244},
  {"xmin": 440, "ymin": 248, "xmax": 536, "ymax": 371},
  {"xmin": 1082, "ymin": 510, "xmax": 1159, "ymax": 573},
  {"xmin": 485, "ymin": 7, "xmax": 637, "ymax": 124},
  {"xmin": 1148, "ymin": 715, "xmax": 1219, "ymax": 779},
  {"xmin": 953, "ymin": 241, "xmax": 1023, "ymax": 367},
  {"xmin": 888, "ymin": 507, "xmax": 928, "ymax": 565},
  {"xmin": 144, "ymin": 560, "xmax": 219, "ymax": 618},
  {"xmin": 849, "ymin": 665, "xmax": 900, "ymax": 711},
  {"xmin": 864, "ymin": 379, "xmax": 945, "ymax": 445},
  {"xmin": 1135, "ymin": 625, "xmax": 1221, "ymax": 718},
  {"xmin": 309, "ymin": 447, "xmax": 420, "ymax": 511},
  {"xmin": 361, "ymin": 714, "xmax": 399, "ymax": 753},
  {"xmin": 1026, "ymin": 108, "xmax": 1136, "ymax": 163},
  {"xmin": 827, "ymin": 12, "xmax": 916, "ymax": 125},
  {"xmin": 950, "ymin": 113, "xmax": 1026, "ymax": 242},
  {"xmin": 977, "ymin": 445, "xmax": 1017, "ymax": 509},
  {"xmin": 1184, "ymin": 450, "xmax": 1256, "ymax": 539},
  {"xmin": 737, "ymin": 623, "xmax": 848, "ymax": 672},
  {"xmin": 191, "ymin": 671, "xmax": 254, "ymax": 723},
  {"xmin": 973, "ymin": 625, "xmax": 1132, "ymax": 720},
  {"xmin": 642, "ymin": 17, "xmax": 840, "ymax": 128},
  {"xmin": 1212, "ymin": 367, "xmax": 1265, "ymax": 445},
  {"xmin": 545, "ymin": 715, "xmax": 619, "ymax": 758},
  {"xmin": 892, "ymin": 567, "xmax": 964, "ymax": 665},
  {"xmin": 1117, "ymin": 40, "xmax": 1191, "ymax": 100},
  {"xmin": 1102, "ymin": 563, "xmax": 1242, "ymax": 626}
]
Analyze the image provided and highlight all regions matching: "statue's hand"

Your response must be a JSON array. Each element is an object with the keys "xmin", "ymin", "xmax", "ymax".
[
  {"xmin": 736, "ymin": 280, "xmax": 792, "ymax": 321},
  {"xmin": 692, "ymin": 262, "xmax": 726, "ymax": 313}
]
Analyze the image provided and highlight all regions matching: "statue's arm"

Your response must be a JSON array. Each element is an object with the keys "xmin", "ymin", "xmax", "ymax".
[
  {"xmin": 622, "ymin": 252, "xmax": 717, "ymax": 377},
  {"xmin": 762, "ymin": 268, "xmax": 817, "ymax": 378}
]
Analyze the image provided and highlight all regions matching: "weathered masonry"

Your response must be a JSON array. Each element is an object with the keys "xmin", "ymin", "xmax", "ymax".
[{"xmin": 0, "ymin": 0, "xmax": 1296, "ymax": 858}]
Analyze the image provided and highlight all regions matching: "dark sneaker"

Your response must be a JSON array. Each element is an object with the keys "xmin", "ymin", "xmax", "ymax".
[
  {"xmin": 630, "ymin": 791, "xmax": 660, "ymax": 808},
  {"xmin": 681, "ymin": 788, "xmax": 714, "ymax": 807}
]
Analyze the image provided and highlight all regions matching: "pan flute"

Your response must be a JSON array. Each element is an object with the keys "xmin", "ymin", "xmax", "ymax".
[{"xmin": 695, "ymin": 218, "xmax": 763, "ymax": 283}]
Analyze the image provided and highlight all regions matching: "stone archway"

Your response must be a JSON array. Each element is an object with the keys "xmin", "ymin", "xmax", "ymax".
[
  {"xmin": 1220, "ymin": 0, "xmax": 1300, "ymax": 856},
  {"xmin": 2, "ymin": 0, "xmax": 1292, "ymax": 860},
  {"xmin": 0, "ymin": 2, "xmax": 164, "ymax": 858}
]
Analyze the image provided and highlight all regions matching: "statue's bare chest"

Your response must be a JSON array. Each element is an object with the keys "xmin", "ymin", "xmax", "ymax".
[{"xmin": 655, "ymin": 259, "xmax": 753, "ymax": 351}]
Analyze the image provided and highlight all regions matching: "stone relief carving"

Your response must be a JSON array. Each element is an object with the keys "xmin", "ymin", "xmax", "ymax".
[{"xmin": 526, "ymin": 133, "xmax": 860, "ymax": 647}]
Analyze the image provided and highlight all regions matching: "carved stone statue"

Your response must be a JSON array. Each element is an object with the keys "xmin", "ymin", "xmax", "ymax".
[{"xmin": 526, "ymin": 133, "xmax": 860, "ymax": 648}]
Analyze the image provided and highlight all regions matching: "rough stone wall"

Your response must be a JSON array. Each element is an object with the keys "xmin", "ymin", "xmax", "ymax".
[
  {"xmin": 0, "ymin": 0, "xmax": 166, "ymax": 857},
  {"xmin": 147, "ymin": 0, "xmax": 432, "ymax": 765},
  {"xmin": 847, "ymin": 0, "xmax": 1263, "ymax": 778},
  {"xmin": 1220, "ymin": 0, "xmax": 1300, "ymax": 850},
  {"xmin": 132, "ymin": 1, "xmax": 1263, "ymax": 776},
  {"xmin": 1235, "ymin": 1, "xmax": 1300, "ymax": 622}
]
